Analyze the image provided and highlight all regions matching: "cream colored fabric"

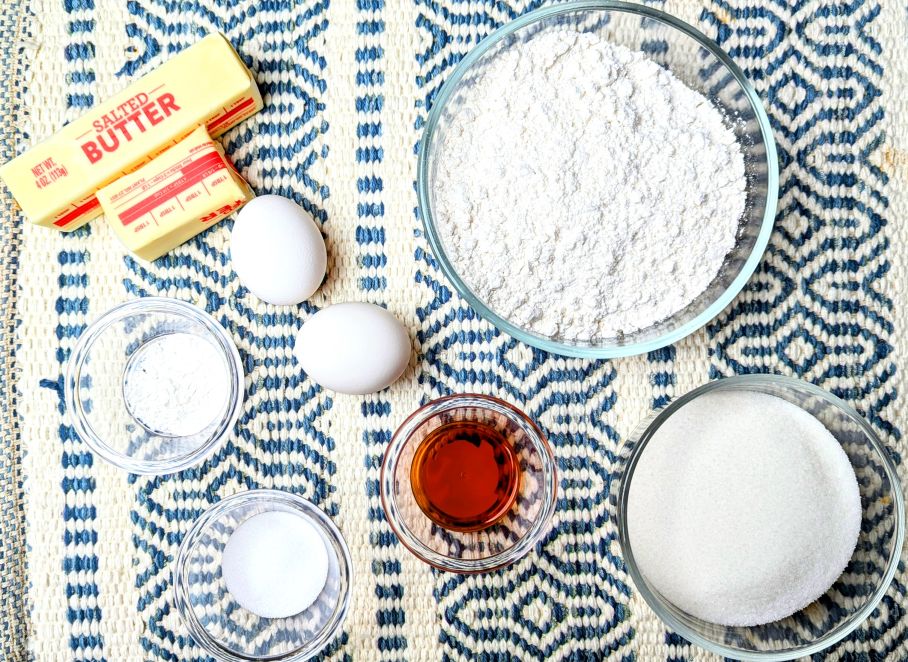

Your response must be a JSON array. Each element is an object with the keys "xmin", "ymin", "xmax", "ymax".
[{"xmin": 4, "ymin": 0, "xmax": 907, "ymax": 660}]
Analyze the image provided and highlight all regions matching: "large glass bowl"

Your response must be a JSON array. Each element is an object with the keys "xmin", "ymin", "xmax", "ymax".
[
  {"xmin": 613, "ymin": 375, "xmax": 905, "ymax": 659},
  {"xmin": 417, "ymin": 1, "xmax": 778, "ymax": 358}
]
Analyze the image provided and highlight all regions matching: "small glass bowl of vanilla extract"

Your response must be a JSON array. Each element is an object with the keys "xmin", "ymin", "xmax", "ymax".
[{"xmin": 380, "ymin": 394, "xmax": 557, "ymax": 573}]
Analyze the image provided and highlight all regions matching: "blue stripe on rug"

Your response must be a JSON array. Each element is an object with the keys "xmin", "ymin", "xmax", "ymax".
[
  {"xmin": 58, "ymin": 2, "xmax": 104, "ymax": 660},
  {"xmin": 354, "ymin": 0, "xmax": 409, "ymax": 656}
]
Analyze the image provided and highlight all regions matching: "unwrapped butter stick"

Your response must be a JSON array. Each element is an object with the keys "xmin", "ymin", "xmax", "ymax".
[{"xmin": 96, "ymin": 126, "xmax": 253, "ymax": 261}]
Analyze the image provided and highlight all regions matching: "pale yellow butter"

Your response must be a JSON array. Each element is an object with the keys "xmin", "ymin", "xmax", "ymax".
[
  {"xmin": 0, "ymin": 33, "xmax": 261, "ymax": 231},
  {"xmin": 97, "ymin": 127, "xmax": 253, "ymax": 261}
]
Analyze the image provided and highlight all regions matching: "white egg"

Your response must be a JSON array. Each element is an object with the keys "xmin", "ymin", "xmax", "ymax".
[
  {"xmin": 295, "ymin": 303, "xmax": 410, "ymax": 395},
  {"xmin": 231, "ymin": 195, "xmax": 327, "ymax": 305}
]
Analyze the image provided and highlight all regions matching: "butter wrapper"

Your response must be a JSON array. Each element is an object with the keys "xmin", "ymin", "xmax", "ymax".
[
  {"xmin": 97, "ymin": 126, "xmax": 253, "ymax": 261},
  {"xmin": 0, "ymin": 33, "xmax": 261, "ymax": 231}
]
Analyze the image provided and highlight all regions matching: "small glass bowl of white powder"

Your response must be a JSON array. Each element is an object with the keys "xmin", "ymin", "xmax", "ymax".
[
  {"xmin": 66, "ymin": 297, "xmax": 244, "ymax": 474},
  {"xmin": 173, "ymin": 490, "xmax": 352, "ymax": 662},
  {"xmin": 418, "ymin": 3, "xmax": 778, "ymax": 357},
  {"xmin": 614, "ymin": 375, "xmax": 905, "ymax": 659}
]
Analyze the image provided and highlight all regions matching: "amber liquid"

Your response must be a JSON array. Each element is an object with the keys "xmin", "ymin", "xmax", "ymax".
[{"xmin": 410, "ymin": 420, "xmax": 521, "ymax": 532}]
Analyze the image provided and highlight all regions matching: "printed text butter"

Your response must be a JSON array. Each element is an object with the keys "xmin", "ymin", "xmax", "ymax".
[{"xmin": 0, "ymin": 33, "xmax": 261, "ymax": 231}]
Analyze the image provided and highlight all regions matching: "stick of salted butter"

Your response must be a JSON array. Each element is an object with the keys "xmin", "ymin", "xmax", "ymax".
[
  {"xmin": 96, "ymin": 126, "xmax": 253, "ymax": 261},
  {"xmin": 0, "ymin": 33, "xmax": 261, "ymax": 231}
]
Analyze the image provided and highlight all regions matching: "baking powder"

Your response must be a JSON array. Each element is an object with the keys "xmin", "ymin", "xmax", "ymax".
[
  {"xmin": 123, "ymin": 332, "xmax": 231, "ymax": 437},
  {"xmin": 433, "ymin": 28, "xmax": 747, "ymax": 341}
]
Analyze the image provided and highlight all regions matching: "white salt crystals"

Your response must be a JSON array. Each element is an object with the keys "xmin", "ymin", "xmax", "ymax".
[
  {"xmin": 627, "ymin": 390, "xmax": 861, "ymax": 627},
  {"xmin": 221, "ymin": 511, "xmax": 330, "ymax": 619}
]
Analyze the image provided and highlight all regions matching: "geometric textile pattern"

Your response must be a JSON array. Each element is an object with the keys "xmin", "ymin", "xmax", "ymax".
[
  {"xmin": 700, "ymin": 0, "xmax": 908, "ymax": 657},
  {"xmin": 3, "ymin": 1, "xmax": 907, "ymax": 661}
]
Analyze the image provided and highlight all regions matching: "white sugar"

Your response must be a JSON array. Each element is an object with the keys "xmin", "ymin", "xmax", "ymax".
[
  {"xmin": 221, "ymin": 511, "xmax": 330, "ymax": 619},
  {"xmin": 627, "ymin": 390, "xmax": 861, "ymax": 626}
]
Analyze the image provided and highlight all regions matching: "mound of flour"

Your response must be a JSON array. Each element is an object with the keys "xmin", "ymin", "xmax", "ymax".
[{"xmin": 433, "ymin": 28, "xmax": 746, "ymax": 341}]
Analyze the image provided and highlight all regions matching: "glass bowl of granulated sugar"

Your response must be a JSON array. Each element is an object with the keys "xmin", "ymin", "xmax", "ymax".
[
  {"xmin": 417, "ymin": 2, "xmax": 778, "ymax": 358},
  {"xmin": 613, "ymin": 375, "xmax": 905, "ymax": 660}
]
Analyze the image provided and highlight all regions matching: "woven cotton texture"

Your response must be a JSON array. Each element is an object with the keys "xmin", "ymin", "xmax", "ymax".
[{"xmin": 2, "ymin": 0, "xmax": 907, "ymax": 660}]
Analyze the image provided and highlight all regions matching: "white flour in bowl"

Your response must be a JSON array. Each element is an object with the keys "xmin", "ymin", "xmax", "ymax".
[{"xmin": 432, "ymin": 28, "xmax": 747, "ymax": 342}]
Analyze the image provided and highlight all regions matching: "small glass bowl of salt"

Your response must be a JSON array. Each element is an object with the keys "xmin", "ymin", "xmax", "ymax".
[
  {"xmin": 66, "ymin": 297, "xmax": 244, "ymax": 474},
  {"xmin": 173, "ymin": 490, "xmax": 352, "ymax": 662},
  {"xmin": 614, "ymin": 375, "xmax": 905, "ymax": 660}
]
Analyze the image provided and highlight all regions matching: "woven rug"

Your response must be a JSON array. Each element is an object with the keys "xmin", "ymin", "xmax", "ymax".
[{"xmin": 1, "ymin": 0, "xmax": 907, "ymax": 660}]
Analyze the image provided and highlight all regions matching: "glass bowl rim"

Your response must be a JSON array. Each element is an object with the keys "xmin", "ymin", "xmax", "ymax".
[
  {"xmin": 380, "ymin": 393, "xmax": 558, "ymax": 573},
  {"xmin": 615, "ymin": 374, "xmax": 906, "ymax": 660},
  {"xmin": 64, "ymin": 297, "xmax": 244, "ymax": 475},
  {"xmin": 416, "ymin": 0, "xmax": 780, "ymax": 359},
  {"xmin": 172, "ymin": 489, "xmax": 354, "ymax": 662}
]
